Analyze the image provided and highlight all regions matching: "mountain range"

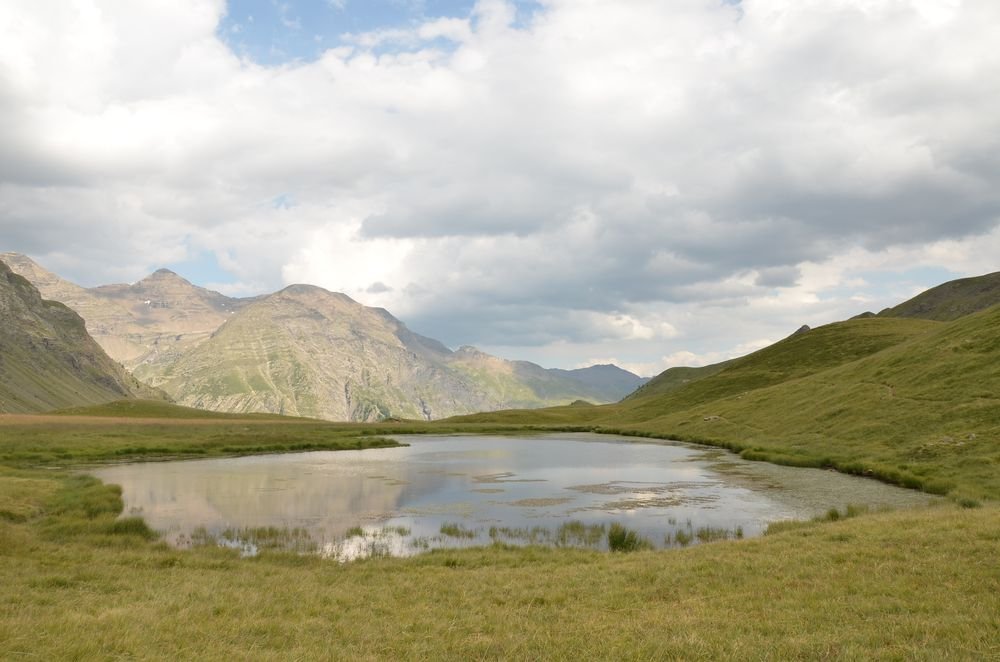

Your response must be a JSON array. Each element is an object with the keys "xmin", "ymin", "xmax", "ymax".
[{"xmin": 0, "ymin": 253, "xmax": 646, "ymax": 420}]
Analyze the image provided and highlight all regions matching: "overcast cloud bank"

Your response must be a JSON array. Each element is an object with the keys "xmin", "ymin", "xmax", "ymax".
[{"xmin": 2, "ymin": 0, "xmax": 998, "ymax": 375}]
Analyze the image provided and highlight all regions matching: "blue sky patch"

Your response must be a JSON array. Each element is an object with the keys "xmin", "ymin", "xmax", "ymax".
[
  {"xmin": 219, "ymin": 0, "xmax": 541, "ymax": 65},
  {"xmin": 165, "ymin": 250, "xmax": 236, "ymax": 289}
]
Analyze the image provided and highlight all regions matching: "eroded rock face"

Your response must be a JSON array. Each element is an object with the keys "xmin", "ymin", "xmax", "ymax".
[
  {"xmin": 0, "ymin": 258, "xmax": 162, "ymax": 413},
  {"xmin": 3, "ymin": 253, "xmax": 254, "ymax": 383}
]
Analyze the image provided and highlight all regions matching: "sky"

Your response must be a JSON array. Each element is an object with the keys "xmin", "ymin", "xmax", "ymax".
[{"xmin": 1, "ymin": 0, "xmax": 999, "ymax": 376}]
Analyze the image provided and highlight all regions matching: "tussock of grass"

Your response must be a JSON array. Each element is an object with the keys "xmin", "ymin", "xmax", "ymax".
[
  {"xmin": 105, "ymin": 516, "xmax": 158, "ymax": 540},
  {"xmin": 607, "ymin": 523, "xmax": 652, "ymax": 552}
]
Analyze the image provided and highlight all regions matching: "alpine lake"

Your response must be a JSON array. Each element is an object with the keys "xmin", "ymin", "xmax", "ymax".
[{"xmin": 91, "ymin": 433, "xmax": 939, "ymax": 561}]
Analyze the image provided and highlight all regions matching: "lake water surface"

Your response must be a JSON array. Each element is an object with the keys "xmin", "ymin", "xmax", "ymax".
[{"xmin": 92, "ymin": 433, "xmax": 938, "ymax": 560}]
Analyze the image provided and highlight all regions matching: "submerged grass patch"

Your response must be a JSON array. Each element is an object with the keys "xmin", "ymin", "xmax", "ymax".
[
  {"xmin": 766, "ymin": 504, "xmax": 873, "ymax": 535},
  {"xmin": 440, "ymin": 522, "xmax": 477, "ymax": 539},
  {"xmin": 555, "ymin": 520, "xmax": 606, "ymax": 547},
  {"xmin": 219, "ymin": 526, "xmax": 318, "ymax": 553}
]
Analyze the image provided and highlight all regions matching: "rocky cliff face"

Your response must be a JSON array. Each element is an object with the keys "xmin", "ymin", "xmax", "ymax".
[
  {"xmin": 0, "ymin": 259, "xmax": 163, "ymax": 413},
  {"xmin": 2, "ymin": 253, "xmax": 253, "ymax": 384}
]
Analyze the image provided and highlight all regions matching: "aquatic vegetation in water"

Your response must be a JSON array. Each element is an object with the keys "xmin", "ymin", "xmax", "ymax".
[
  {"xmin": 440, "ymin": 522, "xmax": 477, "ymax": 539},
  {"xmin": 488, "ymin": 525, "xmax": 551, "ymax": 544},
  {"xmin": 555, "ymin": 520, "xmax": 606, "ymax": 547},
  {"xmin": 607, "ymin": 523, "xmax": 653, "ymax": 552},
  {"xmin": 508, "ymin": 497, "xmax": 573, "ymax": 507}
]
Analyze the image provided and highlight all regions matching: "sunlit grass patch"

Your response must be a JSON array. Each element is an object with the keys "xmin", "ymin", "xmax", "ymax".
[{"xmin": 0, "ymin": 470, "xmax": 59, "ymax": 522}]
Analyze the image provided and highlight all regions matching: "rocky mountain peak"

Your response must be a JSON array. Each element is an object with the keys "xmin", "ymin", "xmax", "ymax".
[
  {"xmin": 0, "ymin": 252, "xmax": 86, "ymax": 298},
  {"xmin": 150, "ymin": 267, "xmax": 181, "ymax": 278},
  {"xmin": 278, "ymin": 283, "xmax": 331, "ymax": 297},
  {"xmin": 136, "ymin": 268, "xmax": 194, "ymax": 288}
]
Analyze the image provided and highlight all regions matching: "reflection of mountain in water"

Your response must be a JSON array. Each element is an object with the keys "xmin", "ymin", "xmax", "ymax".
[{"xmin": 98, "ymin": 451, "xmax": 441, "ymax": 541}]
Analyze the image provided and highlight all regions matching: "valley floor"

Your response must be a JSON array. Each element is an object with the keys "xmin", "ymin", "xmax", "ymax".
[
  {"xmin": 1, "ymin": 412, "xmax": 997, "ymax": 659},
  {"xmin": 2, "ymin": 499, "xmax": 997, "ymax": 659}
]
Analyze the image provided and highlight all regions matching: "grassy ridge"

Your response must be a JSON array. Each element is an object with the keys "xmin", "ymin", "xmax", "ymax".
[
  {"xmin": 877, "ymin": 269, "xmax": 1000, "ymax": 321},
  {"xmin": 616, "ymin": 317, "xmax": 941, "ymax": 419},
  {"xmin": 624, "ymin": 360, "xmax": 734, "ymax": 400},
  {"xmin": 1, "ymin": 467, "xmax": 997, "ymax": 658}
]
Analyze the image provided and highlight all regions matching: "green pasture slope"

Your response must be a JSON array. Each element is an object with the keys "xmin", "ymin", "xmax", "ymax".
[
  {"xmin": 459, "ymin": 308, "xmax": 1000, "ymax": 502},
  {"xmin": 2, "ymin": 309, "xmax": 999, "ymax": 657}
]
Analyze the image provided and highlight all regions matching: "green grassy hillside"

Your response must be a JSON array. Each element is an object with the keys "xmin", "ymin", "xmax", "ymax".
[
  {"xmin": 878, "ymin": 270, "xmax": 1000, "ymax": 321},
  {"xmin": 454, "ymin": 311, "xmax": 1000, "ymax": 500},
  {"xmin": 618, "ymin": 317, "xmax": 942, "ymax": 419},
  {"xmin": 624, "ymin": 360, "xmax": 733, "ymax": 400}
]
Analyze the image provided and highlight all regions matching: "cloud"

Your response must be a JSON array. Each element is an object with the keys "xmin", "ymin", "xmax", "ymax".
[
  {"xmin": 1, "ymin": 0, "xmax": 999, "ymax": 369},
  {"xmin": 754, "ymin": 266, "xmax": 801, "ymax": 289}
]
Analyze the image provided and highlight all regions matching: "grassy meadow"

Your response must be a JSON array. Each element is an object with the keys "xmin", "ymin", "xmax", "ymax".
[{"xmin": 1, "ymin": 453, "xmax": 998, "ymax": 659}]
